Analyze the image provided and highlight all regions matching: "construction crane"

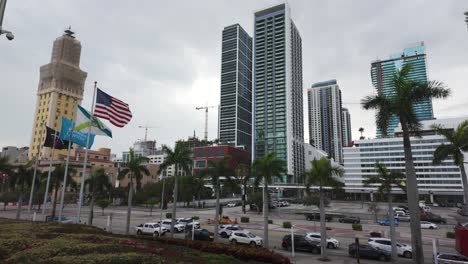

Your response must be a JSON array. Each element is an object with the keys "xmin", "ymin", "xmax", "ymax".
[
  {"xmin": 138, "ymin": 125, "xmax": 158, "ymax": 142},
  {"xmin": 195, "ymin": 105, "xmax": 216, "ymax": 141}
]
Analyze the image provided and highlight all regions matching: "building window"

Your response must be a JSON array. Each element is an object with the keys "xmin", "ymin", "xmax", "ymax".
[{"xmin": 195, "ymin": 160, "xmax": 207, "ymax": 168}]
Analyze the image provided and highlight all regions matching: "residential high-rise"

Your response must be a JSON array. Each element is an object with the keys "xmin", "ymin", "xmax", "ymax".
[
  {"xmin": 218, "ymin": 24, "xmax": 253, "ymax": 152},
  {"xmin": 371, "ymin": 42, "xmax": 433, "ymax": 137},
  {"xmin": 308, "ymin": 80, "xmax": 343, "ymax": 164},
  {"xmin": 342, "ymin": 107, "xmax": 352, "ymax": 147},
  {"xmin": 29, "ymin": 29, "xmax": 87, "ymax": 160},
  {"xmin": 253, "ymin": 3, "xmax": 304, "ymax": 183}
]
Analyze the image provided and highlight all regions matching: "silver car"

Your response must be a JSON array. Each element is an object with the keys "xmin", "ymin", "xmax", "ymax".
[{"xmin": 436, "ymin": 253, "xmax": 468, "ymax": 264}]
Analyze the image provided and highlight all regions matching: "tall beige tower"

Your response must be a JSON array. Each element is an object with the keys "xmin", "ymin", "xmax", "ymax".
[{"xmin": 29, "ymin": 29, "xmax": 88, "ymax": 160}]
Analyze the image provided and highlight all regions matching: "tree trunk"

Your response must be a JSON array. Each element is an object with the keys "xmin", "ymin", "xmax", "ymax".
[
  {"xmin": 51, "ymin": 179, "xmax": 59, "ymax": 220},
  {"xmin": 263, "ymin": 182, "xmax": 269, "ymax": 249},
  {"xmin": 401, "ymin": 122, "xmax": 424, "ymax": 264},
  {"xmin": 319, "ymin": 187, "xmax": 327, "ymax": 260},
  {"xmin": 88, "ymin": 191, "xmax": 95, "ymax": 225},
  {"xmin": 459, "ymin": 163, "xmax": 468, "ymax": 208},
  {"xmin": 15, "ymin": 194, "xmax": 23, "ymax": 220},
  {"xmin": 171, "ymin": 165, "xmax": 179, "ymax": 237},
  {"xmin": 125, "ymin": 174, "xmax": 133, "ymax": 235},
  {"xmin": 150, "ymin": 206, "xmax": 153, "ymax": 216},
  {"xmin": 388, "ymin": 194, "xmax": 397, "ymax": 262},
  {"xmin": 214, "ymin": 186, "xmax": 220, "ymax": 241},
  {"xmin": 242, "ymin": 183, "xmax": 246, "ymax": 214}
]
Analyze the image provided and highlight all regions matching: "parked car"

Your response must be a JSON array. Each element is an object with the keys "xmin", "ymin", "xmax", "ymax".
[
  {"xmin": 378, "ymin": 219, "xmax": 399, "ymax": 226},
  {"xmin": 159, "ymin": 219, "xmax": 185, "ymax": 232},
  {"xmin": 135, "ymin": 223, "xmax": 167, "ymax": 237},
  {"xmin": 368, "ymin": 238, "xmax": 412, "ymax": 258},
  {"xmin": 420, "ymin": 206, "xmax": 431, "ymax": 212},
  {"xmin": 282, "ymin": 234, "xmax": 321, "ymax": 254},
  {"xmin": 396, "ymin": 214, "xmax": 410, "ymax": 222},
  {"xmin": 435, "ymin": 253, "xmax": 468, "ymax": 264},
  {"xmin": 305, "ymin": 232, "xmax": 339, "ymax": 249},
  {"xmin": 305, "ymin": 212, "xmax": 332, "ymax": 222},
  {"xmin": 177, "ymin": 218, "xmax": 200, "ymax": 230},
  {"xmin": 229, "ymin": 230, "xmax": 262, "ymax": 246},
  {"xmin": 219, "ymin": 225, "xmax": 242, "ymax": 238},
  {"xmin": 226, "ymin": 202, "xmax": 236, "ymax": 207},
  {"xmin": 458, "ymin": 208, "xmax": 468, "ymax": 217},
  {"xmin": 45, "ymin": 215, "xmax": 74, "ymax": 224},
  {"xmin": 193, "ymin": 229, "xmax": 214, "ymax": 241},
  {"xmin": 420, "ymin": 221, "xmax": 438, "ymax": 229},
  {"xmin": 420, "ymin": 213, "xmax": 447, "ymax": 224},
  {"xmin": 348, "ymin": 243, "xmax": 391, "ymax": 261},
  {"xmin": 338, "ymin": 216, "xmax": 360, "ymax": 224}
]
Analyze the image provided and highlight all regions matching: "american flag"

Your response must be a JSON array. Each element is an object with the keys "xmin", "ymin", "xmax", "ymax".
[{"xmin": 94, "ymin": 88, "xmax": 132, "ymax": 127}]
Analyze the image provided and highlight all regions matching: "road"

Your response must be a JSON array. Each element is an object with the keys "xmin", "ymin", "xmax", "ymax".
[{"xmin": 1, "ymin": 200, "xmax": 463, "ymax": 264}]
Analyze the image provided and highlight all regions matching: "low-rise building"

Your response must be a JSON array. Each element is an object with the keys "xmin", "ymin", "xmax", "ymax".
[
  {"xmin": 343, "ymin": 117, "xmax": 468, "ymax": 203},
  {"xmin": 192, "ymin": 145, "xmax": 250, "ymax": 176},
  {"xmin": 1, "ymin": 146, "xmax": 29, "ymax": 165}
]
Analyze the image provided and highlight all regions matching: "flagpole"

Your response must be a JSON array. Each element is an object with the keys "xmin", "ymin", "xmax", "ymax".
[
  {"xmin": 42, "ymin": 130, "xmax": 58, "ymax": 217},
  {"xmin": 76, "ymin": 81, "xmax": 97, "ymax": 223},
  {"xmin": 28, "ymin": 121, "xmax": 45, "ymax": 214},
  {"xmin": 58, "ymin": 122, "xmax": 74, "ymax": 221}
]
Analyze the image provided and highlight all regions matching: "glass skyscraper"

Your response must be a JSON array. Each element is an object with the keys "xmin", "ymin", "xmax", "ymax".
[
  {"xmin": 219, "ymin": 24, "xmax": 253, "ymax": 151},
  {"xmin": 371, "ymin": 42, "xmax": 434, "ymax": 137},
  {"xmin": 253, "ymin": 4, "xmax": 304, "ymax": 183}
]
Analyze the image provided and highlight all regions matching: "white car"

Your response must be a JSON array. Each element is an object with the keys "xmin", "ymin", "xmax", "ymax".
[
  {"xmin": 219, "ymin": 225, "xmax": 243, "ymax": 238},
  {"xmin": 368, "ymin": 238, "xmax": 412, "ymax": 258},
  {"xmin": 435, "ymin": 253, "xmax": 468, "ymax": 264},
  {"xmin": 135, "ymin": 223, "xmax": 167, "ymax": 237},
  {"xmin": 159, "ymin": 219, "xmax": 185, "ymax": 232},
  {"xmin": 420, "ymin": 221, "xmax": 438, "ymax": 229},
  {"xmin": 229, "ymin": 230, "xmax": 263, "ymax": 246},
  {"xmin": 176, "ymin": 218, "xmax": 200, "ymax": 229},
  {"xmin": 305, "ymin": 232, "xmax": 339, "ymax": 249},
  {"xmin": 226, "ymin": 202, "xmax": 237, "ymax": 207}
]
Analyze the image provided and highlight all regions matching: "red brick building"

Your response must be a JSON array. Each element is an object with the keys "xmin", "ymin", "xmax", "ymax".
[{"xmin": 192, "ymin": 145, "xmax": 250, "ymax": 175}]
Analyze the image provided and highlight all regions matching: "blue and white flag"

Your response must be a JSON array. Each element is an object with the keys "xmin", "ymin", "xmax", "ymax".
[{"xmin": 60, "ymin": 117, "xmax": 95, "ymax": 148}]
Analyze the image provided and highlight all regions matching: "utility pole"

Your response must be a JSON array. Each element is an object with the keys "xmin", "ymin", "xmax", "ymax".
[{"xmin": 195, "ymin": 105, "xmax": 216, "ymax": 141}]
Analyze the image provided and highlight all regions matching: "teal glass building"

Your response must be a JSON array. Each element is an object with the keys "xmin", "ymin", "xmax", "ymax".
[
  {"xmin": 253, "ymin": 4, "xmax": 304, "ymax": 183},
  {"xmin": 371, "ymin": 42, "xmax": 434, "ymax": 137}
]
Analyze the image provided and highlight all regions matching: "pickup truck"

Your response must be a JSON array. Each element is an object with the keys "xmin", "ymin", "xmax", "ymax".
[{"xmin": 136, "ymin": 223, "xmax": 167, "ymax": 237}]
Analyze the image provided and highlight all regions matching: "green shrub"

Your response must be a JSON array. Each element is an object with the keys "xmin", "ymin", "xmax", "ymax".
[
  {"xmin": 240, "ymin": 217, "xmax": 249, "ymax": 223},
  {"xmin": 283, "ymin": 222, "xmax": 292, "ymax": 229},
  {"xmin": 166, "ymin": 213, "xmax": 172, "ymax": 219},
  {"xmin": 446, "ymin": 231, "xmax": 455, "ymax": 239},
  {"xmin": 192, "ymin": 216, "xmax": 199, "ymax": 220},
  {"xmin": 352, "ymin": 224, "xmax": 363, "ymax": 231},
  {"xmin": 268, "ymin": 220, "xmax": 273, "ymax": 224}
]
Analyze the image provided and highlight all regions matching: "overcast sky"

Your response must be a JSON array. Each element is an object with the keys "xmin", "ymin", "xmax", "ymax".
[{"xmin": 1, "ymin": 0, "xmax": 467, "ymax": 157}]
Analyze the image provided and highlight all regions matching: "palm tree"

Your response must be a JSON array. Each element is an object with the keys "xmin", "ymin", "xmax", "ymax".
[
  {"xmin": 252, "ymin": 152, "xmax": 287, "ymax": 249},
  {"xmin": 10, "ymin": 161, "xmax": 34, "ymax": 220},
  {"xmin": 359, "ymin": 127, "xmax": 365, "ymax": 140},
  {"xmin": 118, "ymin": 148, "xmax": 149, "ymax": 235},
  {"xmin": 304, "ymin": 157, "xmax": 344, "ymax": 260},
  {"xmin": 45, "ymin": 164, "xmax": 76, "ymax": 221},
  {"xmin": 235, "ymin": 163, "xmax": 251, "ymax": 214},
  {"xmin": 362, "ymin": 63, "xmax": 450, "ymax": 264},
  {"xmin": 85, "ymin": 168, "xmax": 111, "ymax": 225},
  {"xmin": 158, "ymin": 141, "xmax": 192, "ymax": 237},
  {"xmin": 201, "ymin": 157, "xmax": 234, "ymax": 241},
  {"xmin": 364, "ymin": 163, "xmax": 406, "ymax": 262},
  {"xmin": 432, "ymin": 120, "xmax": 468, "ymax": 207}
]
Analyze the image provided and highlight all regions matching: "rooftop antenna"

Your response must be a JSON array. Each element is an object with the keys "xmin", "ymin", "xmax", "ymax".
[{"xmin": 64, "ymin": 26, "xmax": 75, "ymax": 38}]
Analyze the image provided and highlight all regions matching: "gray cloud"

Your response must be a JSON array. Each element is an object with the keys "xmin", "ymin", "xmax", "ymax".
[{"xmin": 1, "ymin": 0, "xmax": 467, "ymax": 155}]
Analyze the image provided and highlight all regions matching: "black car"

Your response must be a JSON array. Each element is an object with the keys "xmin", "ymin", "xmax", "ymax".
[
  {"xmin": 305, "ymin": 213, "xmax": 332, "ymax": 222},
  {"xmin": 420, "ymin": 212, "xmax": 447, "ymax": 224},
  {"xmin": 348, "ymin": 243, "xmax": 390, "ymax": 261},
  {"xmin": 281, "ymin": 234, "xmax": 321, "ymax": 254},
  {"xmin": 192, "ymin": 229, "xmax": 214, "ymax": 241},
  {"xmin": 339, "ymin": 216, "xmax": 360, "ymax": 224}
]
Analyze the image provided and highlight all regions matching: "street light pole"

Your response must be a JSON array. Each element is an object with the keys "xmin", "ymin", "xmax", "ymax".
[{"xmin": 0, "ymin": 0, "xmax": 14, "ymax": 40}]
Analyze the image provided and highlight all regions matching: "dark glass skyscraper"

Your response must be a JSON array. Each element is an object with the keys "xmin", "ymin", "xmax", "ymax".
[
  {"xmin": 371, "ymin": 42, "xmax": 433, "ymax": 137},
  {"xmin": 219, "ymin": 24, "xmax": 253, "ymax": 151},
  {"xmin": 253, "ymin": 4, "xmax": 304, "ymax": 183}
]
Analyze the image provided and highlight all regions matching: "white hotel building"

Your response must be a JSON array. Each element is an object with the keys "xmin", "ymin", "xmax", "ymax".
[{"xmin": 343, "ymin": 118, "xmax": 467, "ymax": 203}]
